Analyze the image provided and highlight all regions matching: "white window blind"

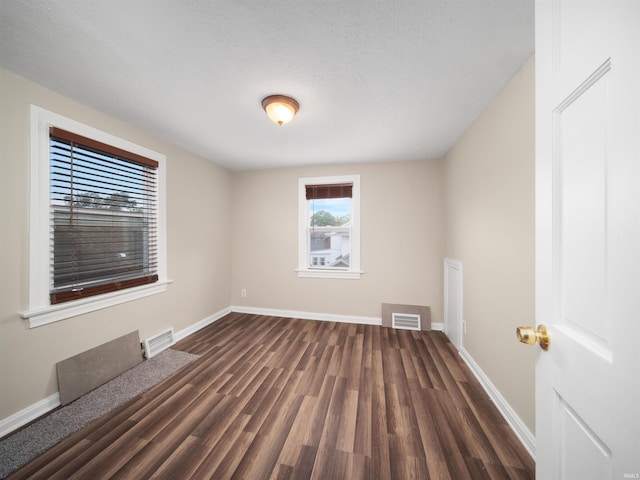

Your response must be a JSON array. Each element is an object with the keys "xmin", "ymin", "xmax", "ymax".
[{"xmin": 49, "ymin": 127, "xmax": 159, "ymax": 304}]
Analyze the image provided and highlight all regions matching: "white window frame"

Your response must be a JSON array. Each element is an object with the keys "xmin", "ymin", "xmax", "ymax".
[
  {"xmin": 297, "ymin": 174, "xmax": 361, "ymax": 279},
  {"xmin": 21, "ymin": 105, "xmax": 169, "ymax": 328}
]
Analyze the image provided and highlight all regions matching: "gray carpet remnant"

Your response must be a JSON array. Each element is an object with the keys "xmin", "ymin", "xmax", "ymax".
[{"xmin": 0, "ymin": 348, "xmax": 199, "ymax": 479}]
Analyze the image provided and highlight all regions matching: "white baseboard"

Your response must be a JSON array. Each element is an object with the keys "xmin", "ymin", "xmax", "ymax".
[
  {"xmin": 0, "ymin": 392, "xmax": 60, "ymax": 438},
  {"xmin": 231, "ymin": 306, "xmax": 444, "ymax": 331},
  {"xmin": 431, "ymin": 322, "xmax": 444, "ymax": 331},
  {"xmin": 459, "ymin": 347, "xmax": 536, "ymax": 459},
  {"xmin": 0, "ymin": 305, "xmax": 444, "ymax": 439},
  {"xmin": 174, "ymin": 306, "xmax": 231, "ymax": 342},
  {"xmin": 230, "ymin": 305, "xmax": 382, "ymax": 326},
  {"xmin": 1, "ymin": 307, "xmax": 231, "ymax": 438}
]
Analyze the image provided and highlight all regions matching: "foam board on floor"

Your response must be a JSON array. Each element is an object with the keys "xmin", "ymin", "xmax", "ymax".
[{"xmin": 56, "ymin": 330, "xmax": 143, "ymax": 405}]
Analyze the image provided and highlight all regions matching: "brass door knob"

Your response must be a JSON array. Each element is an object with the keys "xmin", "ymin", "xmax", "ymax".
[{"xmin": 516, "ymin": 325, "xmax": 550, "ymax": 351}]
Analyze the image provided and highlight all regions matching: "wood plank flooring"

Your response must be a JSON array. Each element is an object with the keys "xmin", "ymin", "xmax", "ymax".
[{"xmin": 8, "ymin": 313, "xmax": 535, "ymax": 479}]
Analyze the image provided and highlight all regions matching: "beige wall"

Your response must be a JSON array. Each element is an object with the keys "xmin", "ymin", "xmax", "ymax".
[
  {"xmin": 230, "ymin": 160, "xmax": 445, "ymax": 321},
  {"xmin": 0, "ymin": 69, "xmax": 232, "ymax": 419},
  {"xmin": 1, "ymin": 56, "xmax": 535, "ymax": 437},
  {"xmin": 444, "ymin": 56, "xmax": 535, "ymax": 432}
]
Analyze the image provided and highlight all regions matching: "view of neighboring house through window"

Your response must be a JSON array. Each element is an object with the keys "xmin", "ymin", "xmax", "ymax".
[
  {"xmin": 298, "ymin": 175, "xmax": 361, "ymax": 279},
  {"xmin": 49, "ymin": 127, "xmax": 159, "ymax": 304},
  {"xmin": 307, "ymin": 183, "xmax": 352, "ymax": 269}
]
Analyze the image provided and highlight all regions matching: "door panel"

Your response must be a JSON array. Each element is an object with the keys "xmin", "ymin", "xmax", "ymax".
[
  {"xmin": 553, "ymin": 0, "xmax": 609, "ymax": 75},
  {"xmin": 555, "ymin": 393, "xmax": 612, "ymax": 480},
  {"xmin": 556, "ymin": 63, "xmax": 611, "ymax": 357},
  {"xmin": 536, "ymin": 0, "xmax": 640, "ymax": 478},
  {"xmin": 444, "ymin": 258, "xmax": 462, "ymax": 351}
]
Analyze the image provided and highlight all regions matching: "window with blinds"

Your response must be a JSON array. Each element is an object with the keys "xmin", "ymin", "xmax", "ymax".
[
  {"xmin": 305, "ymin": 183, "xmax": 353, "ymax": 201},
  {"xmin": 49, "ymin": 127, "xmax": 159, "ymax": 304},
  {"xmin": 297, "ymin": 175, "xmax": 361, "ymax": 279}
]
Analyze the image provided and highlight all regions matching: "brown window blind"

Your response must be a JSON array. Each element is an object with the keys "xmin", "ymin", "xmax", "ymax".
[
  {"xmin": 50, "ymin": 127, "xmax": 158, "ymax": 168},
  {"xmin": 49, "ymin": 127, "xmax": 158, "ymax": 304},
  {"xmin": 305, "ymin": 183, "xmax": 353, "ymax": 200}
]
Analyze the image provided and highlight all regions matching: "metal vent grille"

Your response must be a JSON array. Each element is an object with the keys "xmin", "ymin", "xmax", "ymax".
[
  {"xmin": 143, "ymin": 327, "xmax": 175, "ymax": 358},
  {"xmin": 392, "ymin": 313, "xmax": 421, "ymax": 331}
]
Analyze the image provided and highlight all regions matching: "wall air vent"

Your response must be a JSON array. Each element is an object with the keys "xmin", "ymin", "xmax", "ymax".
[
  {"xmin": 143, "ymin": 327, "xmax": 175, "ymax": 358},
  {"xmin": 392, "ymin": 313, "xmax": 421, "ymax": 331}
]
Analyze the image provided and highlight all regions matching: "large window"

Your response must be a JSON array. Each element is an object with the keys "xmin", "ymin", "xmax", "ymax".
[
  {"xmin": 297, "ymin": 175, "xmax": 361, "ymax": 279},
  {"xmin": 23, "ymin": 106, "xmax": 167, "ymax": 328},
  {"xmin": 49, "ymin": 127, "xmax": 158, "ymax": 304}
]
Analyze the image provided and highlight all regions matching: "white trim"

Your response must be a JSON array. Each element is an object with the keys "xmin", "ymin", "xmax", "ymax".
[
  {"xmin": 295, "ymin": 269, "xmax": 363, "ymax": 279},
  {"xmin": 230, "ymin": 305, "xmax": 445, "ymax": 330},
  {"xmin": 443, "ymin": 258, "xmax": 464, "ymax": 351},
  {"xmin": 231, "ymin": 305, "xmax": 381, "ymax": 326},
  {"xmin": 0, "ymin": 393, "xmax": 60, "ymax": 438},
  {"xmin": 174, "ymin": 306, "xmax": 232, "ymax": 341},
  {"xmin": 26, "ymin": 105, "xmax": 168, "ymax": 328},
  {"xmin": 1, "ymin": 307, "xmax": 229, "ymax": 437},
  {"xmin": 459, "ymin": 347, "xmax": 536, "ymax": 459},
  {"xmin": 297, "ymin": 175, "xmax": 361, "ymax": 279},
  {"xmin": 0, "ymin": 306, "xmax": 496, "ymax": 444},
  {"xmin": 0, "ymin": 305, "xmax": 377, "ymax": 437},
  {"xmin": 21, "ymin": 280, "xmax": 171, "ymax": 328}
]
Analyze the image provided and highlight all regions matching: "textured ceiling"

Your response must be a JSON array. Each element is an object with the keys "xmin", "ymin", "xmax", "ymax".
[{"xmin": 0, "ymin": 1, "xmax": 534, "ymax": 171}]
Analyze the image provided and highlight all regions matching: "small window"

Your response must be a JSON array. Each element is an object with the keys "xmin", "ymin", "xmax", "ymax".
[{"xmin": 297, "ymin": 175, "xmax": 361, "ymax": 279}]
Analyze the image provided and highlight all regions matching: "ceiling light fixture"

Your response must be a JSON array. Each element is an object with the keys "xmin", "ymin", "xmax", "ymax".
[{"xmin": 261, "ymin": 94, "xmax": 299, "ymax": 126}]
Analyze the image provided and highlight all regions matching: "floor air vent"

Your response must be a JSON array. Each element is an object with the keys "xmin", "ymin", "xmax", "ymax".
[
  {"xmin": 392, "ymin": 313, "xmax": 421, "ymax": 331},
  {"xmin": 143, "ymin": 328, "xmax": 175, "ymax": 358}
]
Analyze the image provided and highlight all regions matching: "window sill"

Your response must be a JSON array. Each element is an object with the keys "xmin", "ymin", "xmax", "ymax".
[
  {"xmin": 21, "ymin": 279, "xmax": 171, "ymax": 328},
  {"xmin": 296, "ymin": 269, "xmax": 363, "ymax": 279}
]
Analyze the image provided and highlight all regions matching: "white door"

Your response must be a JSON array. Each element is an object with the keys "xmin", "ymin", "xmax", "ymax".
[
  {"xmin": 444, "ymin": 258, "xmax": 462, "ymax": 351},
  {"xmin": 535, "ymin": 0, "xmax": 640, "ymax": 478}
]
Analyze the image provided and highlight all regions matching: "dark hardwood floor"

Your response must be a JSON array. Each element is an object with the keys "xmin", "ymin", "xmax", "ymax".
[{"xmin": 9, "ymin": 313, "xmax": 534, "ymax": 479}]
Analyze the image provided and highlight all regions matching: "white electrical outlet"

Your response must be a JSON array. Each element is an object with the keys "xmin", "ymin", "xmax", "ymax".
[
  {"xmin": 462, "ymin": 320, "xmax": 467, "ymax": 334},
  {"xmin": 241, "ymin": 288, "xmax": 247, "ymax": 297}
]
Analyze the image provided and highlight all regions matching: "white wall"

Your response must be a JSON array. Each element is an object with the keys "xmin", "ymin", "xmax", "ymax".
[
  {"xmin": 0, "ymin": 69, "xmax": 232, "ymax": 419},
  {"xmin": 444, "ymin": 56, "xmax": 536, "ymax": 432}
]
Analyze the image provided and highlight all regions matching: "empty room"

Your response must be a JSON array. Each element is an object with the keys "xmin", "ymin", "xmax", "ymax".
[{"xmin": 1, "ymin": 1, "xmax": 638, "ymax": 479}]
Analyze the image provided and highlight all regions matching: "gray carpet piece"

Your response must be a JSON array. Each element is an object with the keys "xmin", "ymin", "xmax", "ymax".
[{"xmin": 0, "ymin": 348, "xmax": 199, "ymax": 479}]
